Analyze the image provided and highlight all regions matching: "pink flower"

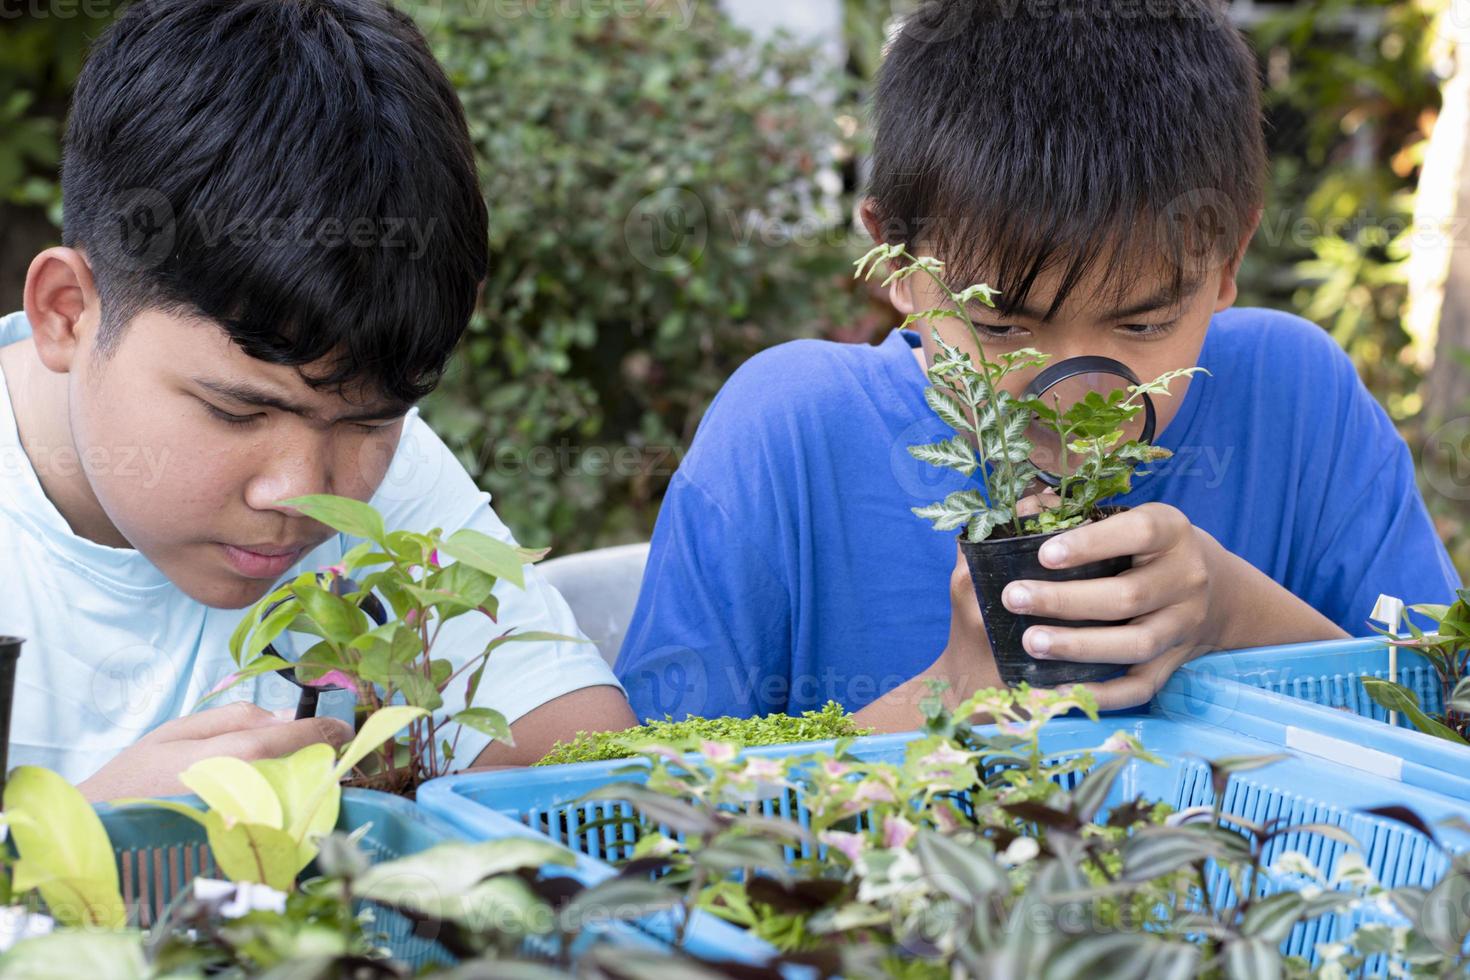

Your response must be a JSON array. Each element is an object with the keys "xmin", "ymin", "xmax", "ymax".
[
  {"xmin": 405, "ymin": 609, "xmax": 420, "ymax": 628},
  {"xmin": 820, "ymin": 830, "xmax": 867, "ymax": 863},
  {"xmin": 843, "ymin": 779, "xmax": 897, "ymax": 814},
  {"xmin": 883, "ymin": 815, "xmax": 916, "ymax": 850},
  {"xmin": 699, "ymin": 740, "xmax": 738, "ymax": 764},
  {"xmin": 821, "ymin": 759, "xmax": 850, "ymax": 778},
  {"xmin": 305, "ymin": 670, "xmax": 355, "ymax": 691},
  {"xmin": 325, "ymin": 563, "xmax": 346, "ymax": 579},
  {"xmin": 428, "ymin": 549, "xmax": 441, "ymax": 567},
  {"xmin": 738, "ymin": 757, "xmax": 785, "ymax": 783}
]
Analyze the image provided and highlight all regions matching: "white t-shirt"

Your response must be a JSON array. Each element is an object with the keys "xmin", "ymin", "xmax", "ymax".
[{"xmin": 0, "ymin": 310, "xmax": 622, "ymax": 783}]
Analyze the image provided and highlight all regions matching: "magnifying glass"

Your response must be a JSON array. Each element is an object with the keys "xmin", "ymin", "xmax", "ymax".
[
  {"xmin": 261, "ymin": 575, "xmax": 387, "ymax": 720},
  {"xmin": 1020, "ymin": 355, "xmax": 1158, "ymax": 488}
]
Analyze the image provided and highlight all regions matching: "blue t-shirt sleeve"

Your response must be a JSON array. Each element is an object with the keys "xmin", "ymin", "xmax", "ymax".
[
  {"xmin": 1296, "ymin": 333, "xmax": 1460, "ymax": 631},
  {"xmin": 615, "ymin": 470, "xmax": 792, "ymax": 723}
]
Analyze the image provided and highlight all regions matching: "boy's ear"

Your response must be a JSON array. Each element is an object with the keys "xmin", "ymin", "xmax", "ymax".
[
  {"xmin": 1213, "ymin": 206, "xmax": 1263, "ymax": 313},
  {"xmin": 24, "ymin": 247, "xmax": 101, "ymax": 374},
  {"xmin": 858, "ymin": 197, "xmax": 919, "ymax": 315}
]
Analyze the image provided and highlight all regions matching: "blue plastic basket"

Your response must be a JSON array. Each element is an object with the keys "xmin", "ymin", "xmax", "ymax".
[
  {"xmin": 420, "ymin": 712, "xmax": 1470, "ymax": 965},
  {"xmin": 96, "ymin": 787, "xmax": 770, "ymax": 969},
  {"xmin": 1159, "ymin": 637, "xmax": 1470, "ymax": 801}
]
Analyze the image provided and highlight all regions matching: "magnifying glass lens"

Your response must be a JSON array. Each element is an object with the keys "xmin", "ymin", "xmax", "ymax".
[{"xmin": 1024, "ymin": 372, "xmax": 1147, "ymax": 478}]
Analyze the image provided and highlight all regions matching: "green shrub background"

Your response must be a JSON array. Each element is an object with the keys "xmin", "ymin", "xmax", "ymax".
[{"xmin": 0, "ymin": 0, "xmax": 1464, "ymax": 580}]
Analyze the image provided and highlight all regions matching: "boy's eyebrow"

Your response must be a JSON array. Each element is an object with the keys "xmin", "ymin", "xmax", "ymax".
[
  {"xmin": 961, "ymin": 277, "xmax": 1205, "ymax": 322},
  {"xmin": 191, "ymin": 377, "xmax": 409, "ymax": 423}
]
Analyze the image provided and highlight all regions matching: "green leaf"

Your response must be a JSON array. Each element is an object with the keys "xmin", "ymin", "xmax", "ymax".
[
  {"xmin": 1449, "ymin": 676, "xmax": 1470, "ymax": 715},
  {"xmin": 179, "ymin": 756, "xmax": 285, "ymax": 830},
  {"xmin": 0, "ymin": 932, "xmax": 148, "ymax": 978},
  {"xmin": 1206, "ymin": 753, "xmax": 1290, "ymax": 799},
  {"xmin": 254, "ymin": 743, "xmax": 340, "ymax": 862},
  {"xmin": 4, "ymin": 767, "xmax": 126, "ymax": 929},
  {"xmin": 332, "ymin": 705, "xmax": 430, "ymax": 782},
  {"xmin": 292, "ymin": 582, "xmax": 368, "ymax": 646},
  {"xmin": 1222, "ymin": 937, "xmax": 1281, "ymax": 980},
  {"xmin": 354, "ymin": 839, "xmax": 573, "ymax": 928},
  {"xmin": 909, "ymin": 436, "xmax": 978, "ymax": 477},
  {"xmin": 1240, "ymin": 891, "xmax": 1310, "ymax": 943},
  {"xmin": 1122, "ymin": 826, "xmax": 1226, "ymax": 881},
  {"xmin": 558, "ymin": 877, "xmax": 682, "ymax": 933},
  {"xmin": 1362, "ymin": 678, "xmax": 1468, "ymax": 743},
  {"xmin": 1042, "ymin": 934, "xmax": 1200, "ymax": 980},
  {"xmin": 193, "ymin": 654, "xmax": 294, "ymax": 709},
  {"xmin": 913, "ymin": 489, "xmax": 988, "ymax": 533},
  {"xmin": 1070, "ymin": 755, "xmax": 1130, "ymax": 823},
  {"xmin": 454, "ymin": 706, "xmax": 515, "ymax": 746},
  {"xmin": 202, "ymin": 811, "xmax": 303, "ymax": 891},
  {"xmin": 440, "ymin": 528, "xmax": 529, "ymax": 589},
  {"xmin": 483, "ymin": 630, "xmax": 584, "ymax": 655},
  {"xmin": 914, "ymin": 828, "xmax": 1007, "ymax": 902},
  {"xmin": 278, "ymin": 494, "xmax": 385, "ymax": 543},
  {"xmin": 924, "ymin": 385, "xmax": 975, "ymax": 433}
]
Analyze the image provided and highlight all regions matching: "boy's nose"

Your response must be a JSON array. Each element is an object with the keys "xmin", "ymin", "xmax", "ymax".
[{"xmin": 242, "ymin": 448, "xmax": 333, "ymax": 513}]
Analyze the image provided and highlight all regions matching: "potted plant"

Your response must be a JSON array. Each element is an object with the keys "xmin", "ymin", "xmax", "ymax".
[
  {"xmin": 856, "ymin": 243, "xmax": 1202, "ymax": 688},
  {"xmin": 214, "ymin": 494, "xmax": 579, "ymax": 797},
  {"xmin": 1362, "ymin": 589, "xmax": 1470, "ymax": 744}
]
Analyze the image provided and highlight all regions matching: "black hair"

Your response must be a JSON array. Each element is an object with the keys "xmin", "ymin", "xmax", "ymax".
[
  {"xmin": 867, "ymin": 0, "xmax": 1266, "ymax": 320},
  {"xmin": 61, "ymin": 0, "xmax": 488, "ymax": 405}
]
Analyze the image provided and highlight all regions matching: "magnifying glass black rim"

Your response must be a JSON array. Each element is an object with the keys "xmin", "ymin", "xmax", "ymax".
[
  {"xmin": 261, "ymin": 575, "xmax": 387, "ymax": 718},
  {"xmin": 1021, "ymin": 355, "xmax": 1158, "ymax": 488}
]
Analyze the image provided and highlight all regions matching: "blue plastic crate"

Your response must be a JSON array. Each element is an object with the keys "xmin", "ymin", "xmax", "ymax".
[
  {"xmin": 1159, "ymin": 637, "xmax": 1470, "ymax": 801},
  {"xmin": 95, "ymin": 787, "xmax": 770, "ymax": 969},
  {"xmin": 420, "ymin": 712, "xmax": 1470, "ymax": 965}
]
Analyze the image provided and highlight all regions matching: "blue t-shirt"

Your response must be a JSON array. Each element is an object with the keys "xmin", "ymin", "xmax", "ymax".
[{"xmin": 615, "ymin": 308, "xmax": 1462, "ymax": 722}]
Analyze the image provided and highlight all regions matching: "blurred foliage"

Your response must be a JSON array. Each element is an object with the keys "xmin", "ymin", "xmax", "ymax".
[
  {"xmin": 1238, "ymin": 0, "xmax": 1467, "ymax": 581},
  {"xmin": 0, "ymin": 2, "xmax": 113, "ymax": 219},
  {"xmin": 409, "ymin": 0, "xmax": 866, "ymax": 552},
  {"xmin": 0, "ymin": 0, "xmax": 1461, "ymax": 581}
]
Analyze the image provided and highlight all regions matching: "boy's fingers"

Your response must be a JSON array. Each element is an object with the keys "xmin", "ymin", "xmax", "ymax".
[
  {"xmin": 1039, "ymin": 504, "xmax": 1187, "ymax": 569},
  {"xmin": 1020, "ymin": 609, "xmax": 1185, "ymax": 664},
  {"xmin": 206, "ymin": 716, "xmax": 354, "ymax": 762},
  {"xmin": 1016, "ymin": 491, "xmax": 1062, "ymax": 518},
  {"xmin": 1081, "ymin": 657, "xmax": 1184, "ymax": 711},
  {"xmin": 149, "ymin": 702, "xmax": 279, "ymax": 742},
  {"xmin": 1002, "ymin": 567, "xmax": 1185, "ymax": 624}
]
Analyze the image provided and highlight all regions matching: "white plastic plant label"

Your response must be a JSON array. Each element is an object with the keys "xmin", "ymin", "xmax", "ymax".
[
  {"xmin": 192, "ymin": 878, "xmax": 287, "ymax": 918},
  {"xmin": 1370, "ymin": 594, "xmax": 1405, "ymax": 632},
  {"xmin": 0, "ymin": 907, "xmax": 54, "ymax": 952}
]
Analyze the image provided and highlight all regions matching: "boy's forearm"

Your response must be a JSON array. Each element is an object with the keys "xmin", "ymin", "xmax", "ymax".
[
  {"xmin": 853, "ymin": 647, "xmax": 1000, "ymax": 734},
  {"xmin": 1206, "ymin": 535, "xmax": 1348, "ymax": 650}
]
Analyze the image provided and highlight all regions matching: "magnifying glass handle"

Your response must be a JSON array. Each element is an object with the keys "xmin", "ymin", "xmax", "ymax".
[{"xmin": 295, "ymin": 687, "xmax": 321, "ymax": 721}]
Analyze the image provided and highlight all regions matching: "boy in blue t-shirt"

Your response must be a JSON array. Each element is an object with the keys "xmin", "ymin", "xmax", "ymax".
[
  {"xmin": 616, "ymin": 0, "xmax": 1462, "ymax": 730},
  {"xmin": 0, "ymin": 0, "xmax": 633, "ymax": 797}
]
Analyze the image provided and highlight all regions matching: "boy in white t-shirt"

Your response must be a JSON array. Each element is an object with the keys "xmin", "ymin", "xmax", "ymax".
[{"xmin": 0, "ymin": 0, "xmax": 634, "ymax": 798}]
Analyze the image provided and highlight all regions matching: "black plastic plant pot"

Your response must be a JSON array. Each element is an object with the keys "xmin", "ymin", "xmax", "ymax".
[
  {"xmin": 0, "ymin": 636, "xmax": 21, "ymax": 793},
  {"xmin": 960, "ymin": 509, "xmax": 1129, "ymax": 689}
]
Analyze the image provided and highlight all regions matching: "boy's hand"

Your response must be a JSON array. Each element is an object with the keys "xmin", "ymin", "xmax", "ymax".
[
  {"xmin": 1000, "ymin": 503, "xmax": 1342, "ymax": 709},
  {"xmin": 77, "ymin": 702, "xmax": 353, "ymax": 802}
]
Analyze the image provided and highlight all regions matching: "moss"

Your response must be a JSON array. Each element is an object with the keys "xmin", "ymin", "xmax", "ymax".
[{"xmin": 535, "ymin": 701, "xmax": 871, "ymax": 767}]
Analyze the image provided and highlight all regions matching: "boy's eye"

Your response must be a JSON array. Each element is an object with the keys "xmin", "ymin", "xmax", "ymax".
[
  {"xmin": 973, "ymin": 321, "xmax": 1028, "ymax": 341},
  {"xmin": 1119, "ymin": 320, "xmax": 1178, "ymax": 338},
  {"xmin": 205, "ymin": 404, "xmax": 262, "ymax": 427}
]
